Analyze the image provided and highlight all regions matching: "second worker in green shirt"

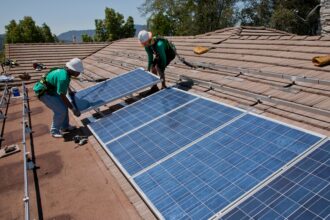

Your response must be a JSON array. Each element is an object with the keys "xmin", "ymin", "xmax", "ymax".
[{"xmin": 138, "ymin": 30, "xmax": 176, "ymax": 91}]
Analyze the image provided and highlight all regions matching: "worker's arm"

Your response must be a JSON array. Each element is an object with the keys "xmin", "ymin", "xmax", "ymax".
[
  {"xmin": 60, "ymin": 94, "xmax": 80, "ymax": 116},
  {"xmin": 156, "ymin": 40, "xmax": 167, "ymax": 71},
  {"xmin": 145, "ymin": 47, "xmax": 153, "ymax": 71},
  {"xmin": 60, "ymin": 94, "xmax": 74, "ymax": 109}
]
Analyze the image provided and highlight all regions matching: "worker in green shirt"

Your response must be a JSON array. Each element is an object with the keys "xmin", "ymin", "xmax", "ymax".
[
  {"xmin": 33, "ymin": 58, "xmax": 83, "ymax": 138},
  {"xmin": 138, "ymin": 30, "xmax": 176, "ymax": 91}
]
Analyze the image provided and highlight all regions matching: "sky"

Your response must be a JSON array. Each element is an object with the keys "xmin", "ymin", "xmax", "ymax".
[{"xmin": 0, "ymin": 0, "xmax": 146, "ymax": 35}]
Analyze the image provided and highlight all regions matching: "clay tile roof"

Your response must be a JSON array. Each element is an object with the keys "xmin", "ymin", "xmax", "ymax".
[
  {"xmin": 3, "ymin": 42, "xmax": 109, "ymax": 86},
  {"xmin": 4, "ymin": 26, "xmax": 330, "ymax": 136},
  {"xmin": 3, "ymin": 26, "xmax": 330, "ymax": 219}
]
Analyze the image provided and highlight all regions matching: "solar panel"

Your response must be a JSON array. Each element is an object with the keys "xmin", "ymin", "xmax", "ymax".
[
  {"xmin": 221, "ymin": 139, "xmax": 330, "ymax": 220},
  {"xmin": 133, "ymin": 114, "xmax": 324, "ymax": 219},
  {"xmin": 73, "ymin": 68, "xmax": 160, "ymax": 112},
  {"xmin": 89, "ymin": 88, "xmax": 198, "ymax": 144},
  {"xmin": 106, "ymin": 98, "xmax": 242, "ymax": 176},
  {"xmin": 87, "ymin": 87, "xmax": 326, "ymax": 220}
]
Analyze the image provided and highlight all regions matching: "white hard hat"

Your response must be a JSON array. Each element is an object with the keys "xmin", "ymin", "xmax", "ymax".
[
  {"xmin": 66, "ymin": 58, "xmax": 84, "ymax": 73},
  {"xmin": 138, "ymin": 30, "xmax": 152, "ymax": 44}
]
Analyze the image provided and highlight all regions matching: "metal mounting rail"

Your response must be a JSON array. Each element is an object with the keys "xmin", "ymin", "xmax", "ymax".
[
  {"xmin": 0, "ymin": 84, "xmax": 9, "ymax": 109},
  {"xmin": 22, "ymin": 82, "xmax": 31, "ymax": 220},
  {"xmin": 179, "ymin": 75, "xmax": 330, "ymax": 118},
  {"xmin": 186, "ymin": 61, "xmax": 330, "ymax": 87},
  {"xmin": 0, "ymin": 84, "xmax": 10, "ymax": 148}
]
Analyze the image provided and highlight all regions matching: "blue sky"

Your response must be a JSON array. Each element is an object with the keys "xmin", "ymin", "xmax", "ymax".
[{"xmin": 0, "ymin": 0, "xmax": 146, "ymax": 35}]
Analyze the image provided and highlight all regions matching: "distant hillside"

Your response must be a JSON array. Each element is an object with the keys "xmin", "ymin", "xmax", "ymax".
[
  {"xmin": 57, "ymin": 24, "xmax": 146, "ymax": 43},
  {"xmin": 57, "ymin": 29, "xmax": 95, "ymax": 43}
]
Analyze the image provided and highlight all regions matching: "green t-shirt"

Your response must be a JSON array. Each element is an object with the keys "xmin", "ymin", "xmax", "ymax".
[
  {"xmin": 145, "ymin": 39, "xmax": 168, "ymax": 71},
  {"xmin": 45, "ymin": 68, "xmax": 70, "ymax": 95}
]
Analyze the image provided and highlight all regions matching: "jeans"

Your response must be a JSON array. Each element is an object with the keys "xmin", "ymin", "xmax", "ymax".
[{"xmin": 39, "ymin": 93, "xmax": 69, "ymax": 134}]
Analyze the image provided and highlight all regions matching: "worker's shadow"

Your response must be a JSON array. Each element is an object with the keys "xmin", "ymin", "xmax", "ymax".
[
  {"xmin": 62, "ymin": 126, "xmax": 92, "ymax": 143},
  {"xmin": 175, "ymin": 79, "xmax": 194, "ymax": 91}
]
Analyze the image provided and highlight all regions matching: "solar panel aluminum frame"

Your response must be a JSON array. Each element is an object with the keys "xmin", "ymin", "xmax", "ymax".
[
  {"xmin": 87, "ymin": 88, "xmax": 246, "ymax": 219},
  {"xmin": 74, "ymin": 68, "xmax": 161, "ymax": 113},
  {"xmin": 132, "ymin": 112, "xmax": 326, "ymax": 220},
  {"xmin": 88, "ymin": 87, "xmax": 327, "ymax": 220},
  {"xmin": 207, "ymin": 115, "xmax": 327, "ymax": 220},
  {"xmin": 87, "ymin": 88, "xmax": 199, "ymax": 174},
  {"xmin": 218, "ymin": 138, "xmax": 330, "ymax": 220},
  {"xmin": 87, "ymin": 88, "xmax": 201, "ymax": 219}
]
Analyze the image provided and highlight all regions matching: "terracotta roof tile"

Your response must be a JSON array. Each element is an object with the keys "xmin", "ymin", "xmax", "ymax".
[
  {"xmin": 291, "ymin": 35, "xmax": 308, "ymax": 40},
  {"xmin": 6, "ymin": 25, "xmax": 329, "ymax": 142},
  {"xmin": 279, "ymin": 36, "xmax": 295, "ymax": 40}
]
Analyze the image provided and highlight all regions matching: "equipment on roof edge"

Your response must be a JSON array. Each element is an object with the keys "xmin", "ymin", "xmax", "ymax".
[
  {"xmin": 312, "ymin": 55, "xmax": 330, "ymax": 67},
  {"xmin": 193, "ymin": 46, "xmax": 216, "ymax": 55},
  {"xmin": 18, "ymin": 72, "xmax": 31, "ymax": 80},
  {"xmin": 33, "ymin": 62, "xmax": 46, "ymax": 71}
]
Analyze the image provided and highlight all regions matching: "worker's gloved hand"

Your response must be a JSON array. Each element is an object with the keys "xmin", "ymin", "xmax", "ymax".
[{"xmin": 72, "ymin": 108, "xmax": 81, "ymax": 117}]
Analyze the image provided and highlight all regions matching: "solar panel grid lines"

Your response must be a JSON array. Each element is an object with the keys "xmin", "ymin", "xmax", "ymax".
[
  {"xmin": 74, "ymin": 68, "xmax": 160, "ymax": 113},
  {"xmin": 87, "ymin": 86, "xmax": 327, "ymax": 220},
  {"xmin": 88, "ymin": 88, "xmax": 198, "ymax": 144},
  {"xmin": 216, "ymin": 138, "xmax": 330, "ymax": 220},
  {"xmin": 106, "ymin": 98, "xmax": 243, "ymax": 176},
  {"xmin": 102, "ymin": 97, "xmax": 198, "ymax": 145},
  {"xmin": 131, "ymin": 112, "xmax": 249, "ymax": 179},
  {"xmin": 134, "ymin": 114, "xmax": 324, "ymax": 220}
]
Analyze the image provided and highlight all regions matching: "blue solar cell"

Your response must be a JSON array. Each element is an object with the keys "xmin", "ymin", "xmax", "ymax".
[
  {"xmin": 107, "ymin": 98, "xmax": 242, "ymax": 176},
  {"xmin": 89, "ymin": 88, "xmax": 197, "ymax": 143},
  {"xmin": 88, "ymin": 81, "xmax": 325, "ymax": 220},
  {"xmin": 133, "ymin": 114, "xmax": 322, "ymax": 219},
  {"xmin": 223, "ymin": 140, "xmax": 330, "ymax": 219},
  {"xmin": 74, "ymin": 68, "xmax": 160, "ymax": 112}
]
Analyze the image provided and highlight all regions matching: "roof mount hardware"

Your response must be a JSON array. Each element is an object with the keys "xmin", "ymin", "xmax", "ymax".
[
  {"xmin": 235, "ymin": 72, "xmax": 243, "ymax": 77},
  {"xmin": 284, "ymin": 76, "xmax": 297, "ymax": 88},
  {"xmin": 180, "ymin": 75, "xmax": 330, "ymax": 118},
  {"xmin": 0, "ymin": 144, "xmax": 20, "ymax": 158},
  {"xmin": 283, "ymin": 81, "xmax": 296, "ymax": 88},
  {"xmin": 204, "ymin": 81, "xmax": 214, "ymax": 92},
  {"xmin": 250, "ymin": 99, "xmax": 263, "ymax": 107},
  {"xmin": 0, "ymin": 110, "xmax": 6, "ymax": 120},
  {"xmin": 94, "ymin": 108, "xmax": 105, "ymax": 117}
]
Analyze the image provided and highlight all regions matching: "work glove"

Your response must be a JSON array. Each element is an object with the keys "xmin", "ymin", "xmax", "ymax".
[{"xmin": 72, "ymin": 108, "xmax": 81, "ymax": 117}]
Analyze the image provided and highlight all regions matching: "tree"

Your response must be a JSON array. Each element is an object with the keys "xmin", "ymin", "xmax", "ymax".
[
  {"xmin": 19, "ymin": 16, "xmax": 43, "ymax": 43},
  {"xmin": 139, "ymin": 0, "xmax": 238, "ymax": 36},
  {"xmin": 240, "ymin": 0, "xmax": 275, "ymax": 26},
  {"xmin": 195, "ymin": 0, "xmax": 238, "ymax": 34},
  {"xmin": 94, "ymin": 19, "xmax": 107, "ymax": 42},
  {"xmin": 123, "ymin": 16, "xmax": 136, "ymax": 38},
  {"xmin": 147, "ymin": 12, "xmax": 174, "ymax": 36},
  {"xmin": 104, "ymin": 8, "xmax": 125, "ymax": 41},
  {"xmin": 5, "ymin": 20, "xmax": 21, "ymax": 43},
  {"xmin": 40, "ymin": 23, "xmax": 56, "ymax": 42},
  {"xmin": 93, "ymin": 8, "xmax": 136, "ymax": 42},
  {"xmin": 82, "ymin": 34, "xmax": 93, "ymax": 42},
  {"xmin": 271, "ymin": 0, "xmax": 320, "ymax": 35},
  {"xmin": 240, "ymin": 0, "xmax": 320, "ymax": 35},
  {"xmin": 5, "ymin": 16, "xmax": 57, "ymax": 43}
]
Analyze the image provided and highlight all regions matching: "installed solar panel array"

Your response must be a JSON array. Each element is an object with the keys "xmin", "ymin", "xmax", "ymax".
[
  {"xmin": 222, "ymin": 140, "xmax": 330, "ymax": 220},
  {"xmin": 73, "ymin": 68, "xmax": 160, "ymax": 113},
  {"xmin": 88, "ymin": 88, "xmax": 327, "ymax": 219}
]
